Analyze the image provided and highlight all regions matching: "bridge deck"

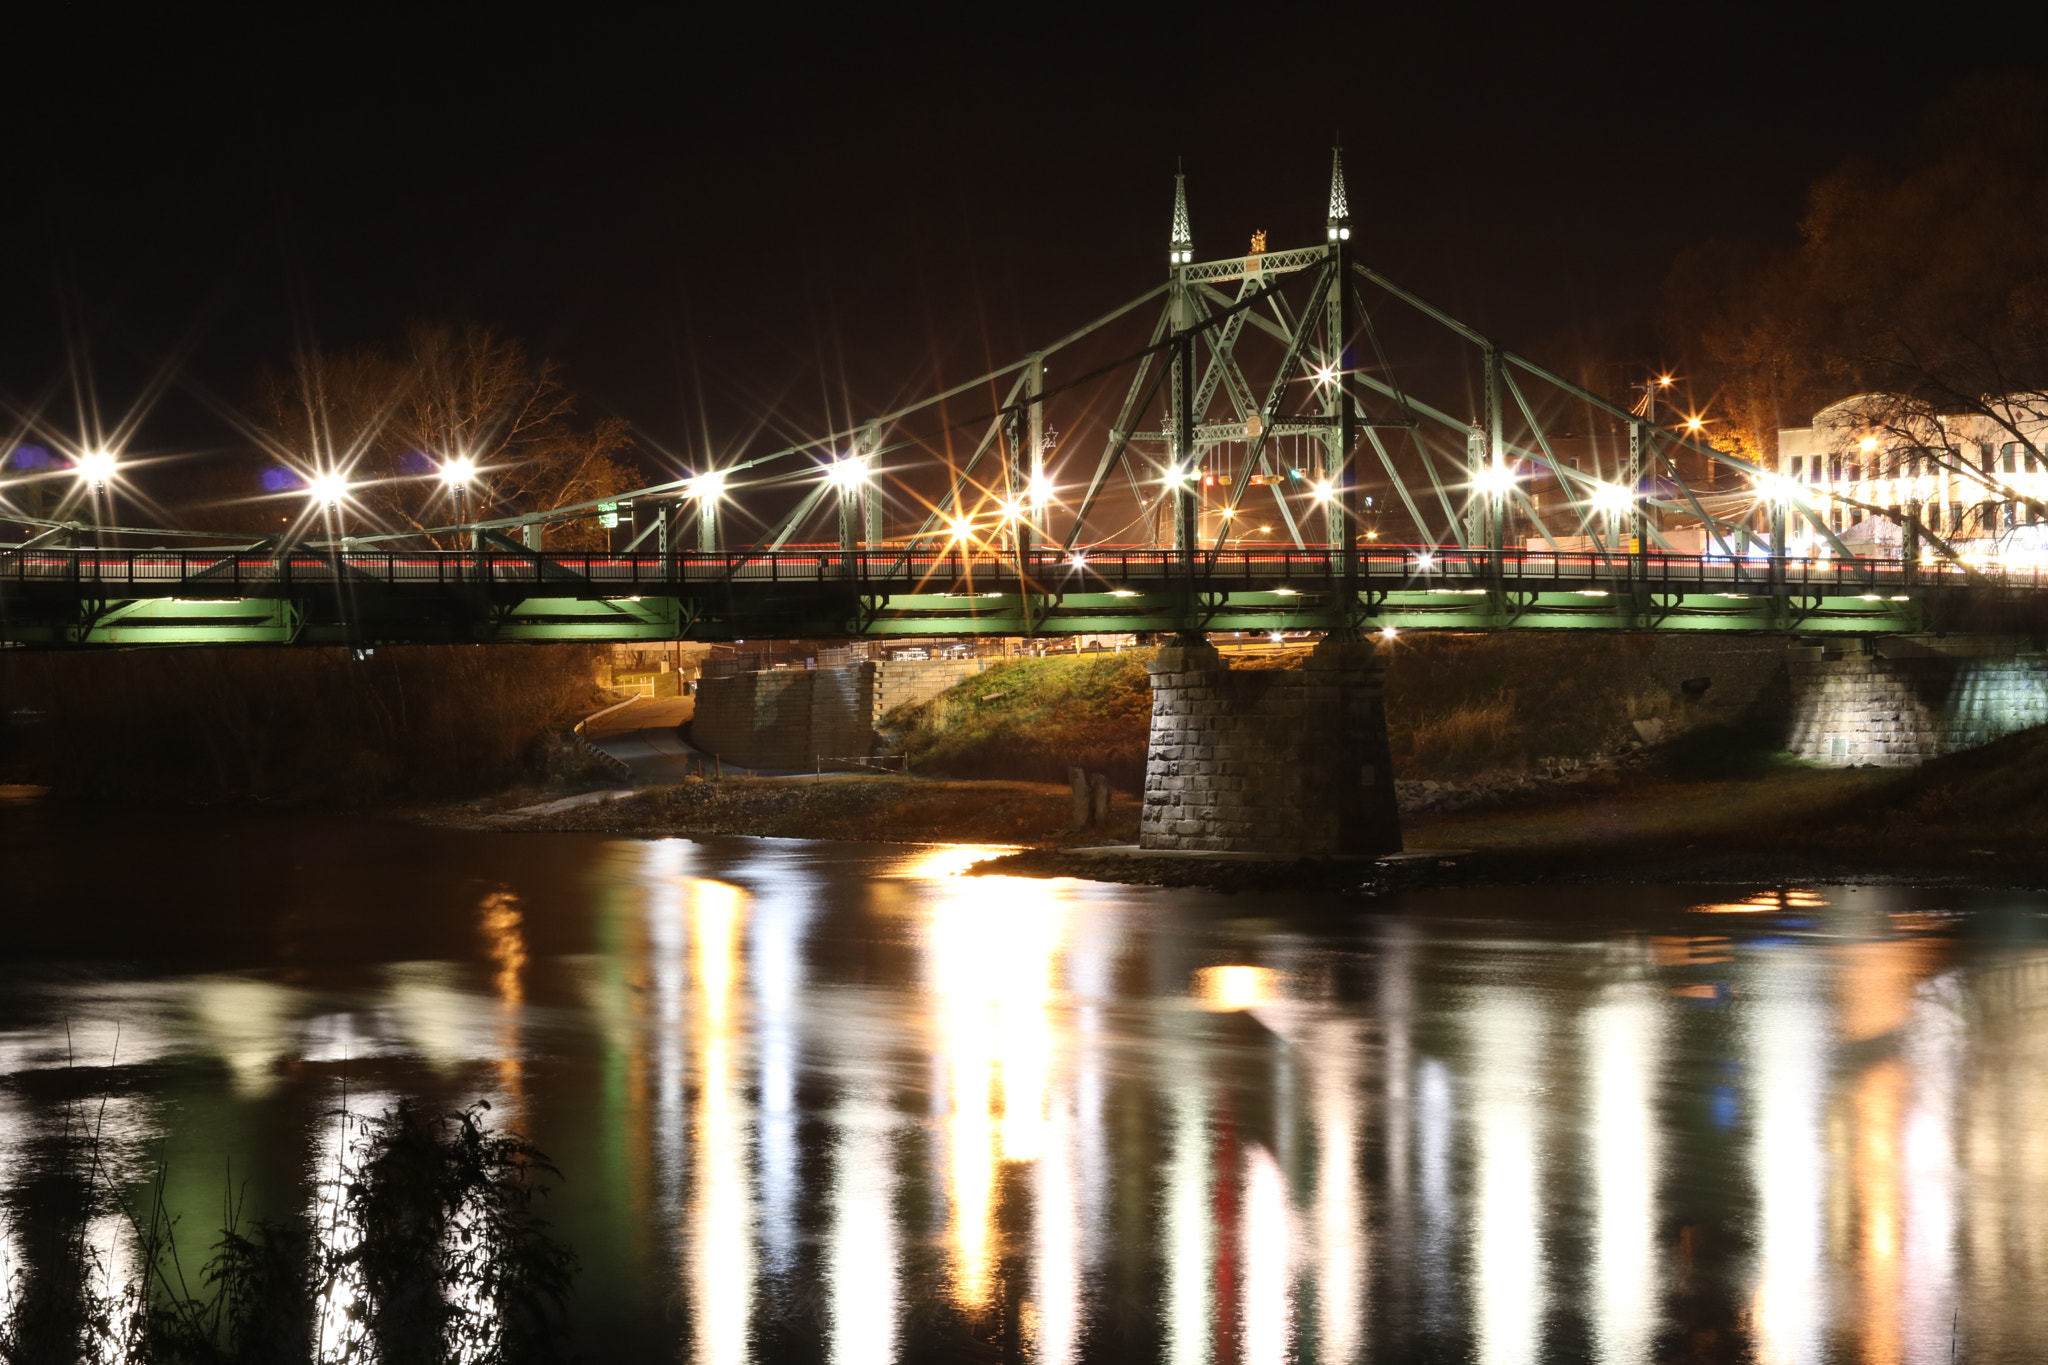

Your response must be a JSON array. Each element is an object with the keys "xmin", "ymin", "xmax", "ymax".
[{"xmin": 0, "ymin": 545, "xmax": 2027, "ymax": 646}]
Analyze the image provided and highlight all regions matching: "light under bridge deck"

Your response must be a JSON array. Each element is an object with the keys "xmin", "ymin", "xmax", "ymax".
[{"xmin": 1, "ymin": 545, "xmax": 2028, "ymax": 647}]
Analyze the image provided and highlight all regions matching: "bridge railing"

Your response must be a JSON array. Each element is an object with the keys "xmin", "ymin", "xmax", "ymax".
[{"xmin": 0, "ymin": 545, "xmax": 2033, "ymax": 593}]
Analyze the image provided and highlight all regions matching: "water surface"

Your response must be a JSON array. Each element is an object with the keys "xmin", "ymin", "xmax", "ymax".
[{"xmin": 3, "ymin": 807, "xmax": 2045, "ymax": 1362}]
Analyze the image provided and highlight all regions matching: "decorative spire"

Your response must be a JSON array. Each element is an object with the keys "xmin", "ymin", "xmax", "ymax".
[
  {"xmin": 1326, "ymin": 144, "xmax": 1351, "ymax": 243},
  {"xmin": 1169, "ymin": 168, "xmax": 1193, "ymax": 266}
]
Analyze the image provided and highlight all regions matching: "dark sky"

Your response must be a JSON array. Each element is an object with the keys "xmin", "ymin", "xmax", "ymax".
[{"xmin": 5, "ymin": 5, "xmax": 2041, "ymax": 478}]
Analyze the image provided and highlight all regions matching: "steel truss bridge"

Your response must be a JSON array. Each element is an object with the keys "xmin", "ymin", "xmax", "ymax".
[{"xmin": 0, "ymin": 151, "xmax": 2024, "ymax": 649}]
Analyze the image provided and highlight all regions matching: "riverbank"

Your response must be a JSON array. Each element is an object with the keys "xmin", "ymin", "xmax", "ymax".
[
  {"xmin": 436, "ymin": 723, "xmax": 2048, "ymax": 892},
  {"xmin": 432, "ymin": 773, "xmax": 1143, "ymax": 846}
]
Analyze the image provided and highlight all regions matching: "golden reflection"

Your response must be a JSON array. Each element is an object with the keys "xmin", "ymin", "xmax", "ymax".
[
  {"xmin": 1850, "ymin": 1058, "xmax": 1904, "ymax": 1364},
  {"xmin": 477, "ymin": 888, "xmax": 527, "ymax": 1111},
  {"xmin": 1650, "ymin": 936, "xmax": 1732, "ymax": 967},
  {"xmin": 1195, "ymin": 965, "xmax": 1276, "ymax": 1012},
  {"xmin": 895, "ymin": 843, "xmax": 1020, "ymax": 880},
  {"xmin": 1837, "ymin": 937, "xmax": 1941, "ymax": 1044},
  {"xmin": 925, "ymin": 868, "xmax": 1070, "ymax": 1311},
  {"xmin": 1693, "ymin": 888, "xmax": 1830, "ymax": 914},
  {"xmin": 690, "ymin": 879, "xmax": 754, "ymax": 1365}
]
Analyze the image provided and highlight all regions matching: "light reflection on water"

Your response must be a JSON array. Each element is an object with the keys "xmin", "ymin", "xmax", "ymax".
[{"xmin": 4, "ymin": 822, "xmax": 2048, "ymax": 1361}]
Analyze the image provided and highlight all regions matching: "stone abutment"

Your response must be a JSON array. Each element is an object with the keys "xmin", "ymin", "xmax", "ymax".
[{"xmin": 1140, "ymin": 639, "xmax": 1403, "ymax": 857}]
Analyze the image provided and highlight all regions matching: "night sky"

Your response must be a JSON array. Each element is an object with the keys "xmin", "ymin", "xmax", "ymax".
[{"xmin": 4, "ymin": 6, "xmax": 2040, "ymax": 479}]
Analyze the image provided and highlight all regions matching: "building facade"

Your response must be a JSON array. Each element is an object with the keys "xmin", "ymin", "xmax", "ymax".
[{"xmin": 1777, "ymin": 395, "xmax": 2048, "ymax": 549}]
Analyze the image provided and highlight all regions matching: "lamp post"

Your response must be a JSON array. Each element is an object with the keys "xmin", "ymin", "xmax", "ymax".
[
  {"xmin": 74, "ymin": 451, "xmax": 117, "ymax": 540},
  {"xmin": 439, "ymin": 456, "xmax": 478, "ymax": 551}
]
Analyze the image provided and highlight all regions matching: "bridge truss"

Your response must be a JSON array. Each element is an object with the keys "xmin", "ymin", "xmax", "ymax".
[{"xmin": 0, "ymin": 150, "xmax": 1986, "ymax": 648}]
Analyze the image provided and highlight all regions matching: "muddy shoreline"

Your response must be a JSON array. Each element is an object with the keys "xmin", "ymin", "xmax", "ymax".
[{"xmin": 423, "ymin": 770, "xmax": 2048, "ymax": 896}]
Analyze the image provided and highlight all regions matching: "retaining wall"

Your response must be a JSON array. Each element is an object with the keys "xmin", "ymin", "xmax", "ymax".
[
  {"xmin": 695, "ymin": 657, "xmax": 989, "ymax": 770},
  {"xmin": 1140, "ymin": 638, "xmax": 1402, "ymax": 856},
  {"xmin": 1786, "ymin": 639, "xmax": 2048, "ymax": 766},
  {"xmin": 692, "ymin": 663, "xmax": 878, "ymax": 770}
]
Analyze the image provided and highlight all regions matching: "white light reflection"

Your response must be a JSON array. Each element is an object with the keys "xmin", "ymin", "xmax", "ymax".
[
  {"xmin": 1584, "ymin": 982, "xmax": 1663, "ymax": 1365},
  {"xmin": 314, "ymin": 1090, "xmax": 396, "ymax": 1362},
  {"xmin": 1414, "ymin": 1057, "xmax": 1455, "ymax": 1335},
  {"xmin": 1240, "ymin": 1145, "xmax": 1295, "ymax": 1365},
  {"xmin": 1746, "ymin": 952, "xmax": 1828, "ymax": 1365},
  {"xmin": 827, "ymin": 1082, "xmax": 898, "ymax": 1365},
  {"xmin": 1308, "ymin": 1019, "xmax": 1365, "ymax": 1365},
  {"xmin": 1164, "ymin": 1039, "xmax": 1213, "ymax": 1365},
  {"xmin": 1468, "ymin": 994, "xmax": 1547, "ymax": 1365},
  {"xmin": 748, "ymin": 848, "xmax": 819, "ymax": 1282},
  {"xmin": 689, "ymin": 878, "xmax": 754, "ymax": 1365},
  {"xmin": 641, "ymin": 840, "xmax": 691, "ymax": 1258},
  {"xmin": 1899, "ymin": 974, "xmax": 1960, "ymax": 1365}
]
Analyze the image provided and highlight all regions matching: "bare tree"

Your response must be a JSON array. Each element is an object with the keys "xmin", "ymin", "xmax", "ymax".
[
  {"xmin": 1663, "ymin": 77, "xmax": 2048, "ymax": 547},
  {"xmin": 256, "ymin": 323, "xmax": 636, "ymax": 548}
]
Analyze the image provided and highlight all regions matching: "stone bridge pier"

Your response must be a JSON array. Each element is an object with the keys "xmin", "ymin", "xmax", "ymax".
[{"xmin": 1140, "ymin": 638, "xmax": 1403, "ymax": 857}]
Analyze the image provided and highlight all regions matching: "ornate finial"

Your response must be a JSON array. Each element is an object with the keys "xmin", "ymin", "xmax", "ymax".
[
  {"xmin": 1169, "ymin": 170, "xmax": 1193, "ymax": 266},
  {"xmin": 1326, "ymin": 145, "xmax": 1351, "ymax": 242},
  {"xmin": 1249, "ymin": 229, "xmax": 1267, "ymax": 255}
]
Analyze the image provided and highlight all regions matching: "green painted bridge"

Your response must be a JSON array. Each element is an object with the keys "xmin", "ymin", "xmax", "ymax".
[
  {"xmin": 9, "ymin": 152, "xmax": 2036, "ymax": 651},
  {"xmin": 3, "ymin": 542, "xmax": 2019, "ymax": 648}
]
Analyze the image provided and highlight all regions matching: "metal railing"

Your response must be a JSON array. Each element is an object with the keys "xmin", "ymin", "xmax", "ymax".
[{"xmin": 0, "ymin": 544, "xmax": 2032, "ymax": 593}]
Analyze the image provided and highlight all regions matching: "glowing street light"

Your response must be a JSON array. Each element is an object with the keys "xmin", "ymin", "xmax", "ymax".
[
  {"xmin": 826, "ymin": 457, "xmax": 868, "ymax": 490},
  {"xmin": 1029, "ymin": 473, "xmax": 1055, "ymax": 507},
  {"xmin": 308, "ymin": 471, "xmax": 349, "ymax": 508},
  {"xmin": 1312, "ymin": 479, "xmax": 1336, "ymax": 502},
  {"xmin": 1312, "ymin": 364, "xmax": 1338, "ymax": 386},
  {"xmin": 1683, "ymin": 416, "xmax": 1706, "ymax": 434},
  {"xmin": 688, "ymin": 469, "xmax": 727, "ymax": 500},
  {"xmin": 74, "ymin": 450, "xmax": 118, "ymax": 491},
  {"xmin": 1473, "ymin": 462, "xmax": 1517, "ymax": 496},
  {"xmin": 1379, "ymin": 625, "xmax": 1398, "ymax": 641},
  {"xmin": 438, "ymin": 455, "xmax": 477, "ymax": 486},
  {"xmin": 1590, "ymin": 482, "xmax": 1634, "ymax": 517},
  {"xmin": 1754, "ymin": 472, "xmax": 1801, "ymax": 504}
]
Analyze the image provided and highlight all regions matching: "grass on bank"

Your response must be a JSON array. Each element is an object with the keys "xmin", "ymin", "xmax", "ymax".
[{"xmin": 881, "ymin": 652, "xmax": 1157, "ymax": 790}]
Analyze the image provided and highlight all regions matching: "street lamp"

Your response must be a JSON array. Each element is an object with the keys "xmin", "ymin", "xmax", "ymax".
[
  {"xmin": 74, "ymin": 450, "xmax": 118, "ymax": 491},
  {"xmin": 440, "ymin": 456, "xmax": 477, "ymax": 532},
  {"xmin": 308, "ymin": 471, "xmax": 349, "ymax": 509},
  {"xmin": 826, "ymin": 457, "xmax": 868, "ymax": 491}
]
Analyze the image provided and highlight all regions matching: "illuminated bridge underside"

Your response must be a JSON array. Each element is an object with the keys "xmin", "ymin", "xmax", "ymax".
[{"xmin": 1, "ymin": 546, "xmax": 2009, "ymax": 647}]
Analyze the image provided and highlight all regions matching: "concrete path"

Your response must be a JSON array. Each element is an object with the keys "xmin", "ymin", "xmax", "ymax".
[
  {"xmin": 577, "ymin": 694, "xmax": 881, "ymax": 784},
  {"xmin": 580, "ymin": 695, "xmax": 703, "ymax": 784}
]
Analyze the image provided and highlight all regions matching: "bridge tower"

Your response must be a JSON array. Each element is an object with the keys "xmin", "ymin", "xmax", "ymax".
[
  {"xmin": 1321, "ymin": 145, "xmax": 1361, "ymax": 609},
  {"xmin": 1167, "ymin": 169, "xmax": 1197, "ymax": 558}
]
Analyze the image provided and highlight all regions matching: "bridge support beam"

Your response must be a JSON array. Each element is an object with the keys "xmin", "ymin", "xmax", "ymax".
[{"xmin": 1140, "ymin": 637, "xmax": 1402, "ymax": 857}]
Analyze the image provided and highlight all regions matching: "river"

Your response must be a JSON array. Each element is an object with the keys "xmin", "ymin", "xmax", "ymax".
[{"xmin": 3, "ymin": 805, "xmax": 2045, "ymax": 1362}]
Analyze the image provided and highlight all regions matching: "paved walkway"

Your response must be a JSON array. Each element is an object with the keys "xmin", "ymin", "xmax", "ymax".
[
  {"xmin": 579, "ymin": 695, "xmax": 702, "ymax": 784},
  {"xmin": 577, "ymin": 693, "xmax": 881, "ymax": 784}
]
